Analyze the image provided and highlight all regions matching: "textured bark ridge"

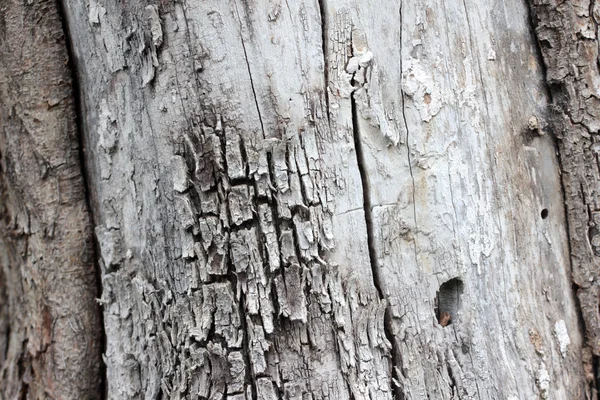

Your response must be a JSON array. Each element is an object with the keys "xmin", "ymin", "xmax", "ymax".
[
  {"xmin": 0, "ymin": 0, "xmax": 102, "ymax": 398},
  {"xmin": 62, "ymin": 0, "xmax": 587, "ymax": 398},
  {"xmin": 528, "ymin": 0, "xmax": 600, "ymax": 386}
]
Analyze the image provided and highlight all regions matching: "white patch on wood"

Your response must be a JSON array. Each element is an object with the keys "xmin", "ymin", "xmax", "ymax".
[
  {"xmin": 554, "ymin": 319, "xmax": 571, "ymax": 357},
  {"xmin": 536, "ymin": 365, "xmax": 550, "ymax": 399},
  {"xmin": 171, "ymin": 155, "xmax": 189, "ymax": 193},
  {"xmin": 401, "ymin": 58, "xmax": 442, "ymax": 122},
  {"xmin": 88, "ymin": 0, "xmax": 105, "ymax": 25},
  {"xmin": 145, "ymin": 5, "xmax": 163, "ymax": 48}
]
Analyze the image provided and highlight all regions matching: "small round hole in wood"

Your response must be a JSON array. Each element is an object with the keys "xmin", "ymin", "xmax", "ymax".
[{"xmin": 541, "ymin": 208, "xmax": 548, "ymax": 219}]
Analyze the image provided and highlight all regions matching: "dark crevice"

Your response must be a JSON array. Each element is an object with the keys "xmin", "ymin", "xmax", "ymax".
[
  {"xmin": 248, "ymin": 174, "xmax": 277, "ymax": 335},
  {"xmin": 238, "ymin": 291, "xmax": 258, "ymax": 400},
  {"xmin": 594, "ymin": 350, "xmax": 600, "ymax": 397},
  {"xmin": 317, "ymin": 0, "xmax": 331, "ymax": 129},
  {"xmin": 53, "ymin": 0, "xmax": 106, "ymax": 397},
  {"xmin": 525, "ymin": 3, "xmax": 553, "ymax": 105},
  {"xmin": 384, "ymin": 309, "xmax": 406, "ymax": 400},
  {"xmin": 0, "ymin": 265, "xmax": 8, "ymax": 368},
  {"xmin": 579, "ymin": 282, "xmax": 600, "ymax": 396},
  {"xmin": 349, "ymin": 5, "xmax": 406, "ymax": 399},
  {"xmin": 239, "ymin": 41, "xmax": 265, "ymax": 139},
  {"xmin": 219, "ymin": 117, "xmax": 268, "ymax": 400},
  {"xmin": 264, "ymin": 149, "xmax": 295, "ymax": 302},
  {"xmin": 350, "ymin": 96, "xmax": 382, "ymax": 301},
  {"xmin": 296, "ymin": 137, "xmax": 318, "ymax": 208},
  {"xmin": 572, "ymin": 281, "xmax": 598, "ymax": 386},
  {"xmin": 446, "ymin": 362, "xmax": 457, "ymax": 397},
  {"xmin": 351, "ymin": 90, "xmax": 404, "ymax": 400},
  {"xmin": 549, "ymin": 110, "xmax": 590, "ymax": 395},
  {"xmin": 178, "ymin": 3, "xmax": 207, "ymax": 113}
]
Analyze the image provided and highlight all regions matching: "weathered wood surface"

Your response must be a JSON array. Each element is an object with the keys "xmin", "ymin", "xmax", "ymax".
[
  {"xmin": 58, "ymin": 0, "xmax": 588, "ymax": 398},
  {"xmin": 334, "ymin": 0, "xmax": 588, "ymax": 397},
  {"xmin": 0, "ymin": 0, "xmax": 102, "ymax": 397}
]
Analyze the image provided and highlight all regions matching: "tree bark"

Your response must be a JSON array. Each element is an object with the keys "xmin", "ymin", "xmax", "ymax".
[
  {"xmin": 528, "ymin": 0, "xmax": 600, "ymax": 376},
  {"xmin": 0, "ymin": 0, "xmax": 102, "ymax": 398},
  {"xmin": 0, "ymin": 0, "xmax": 596, "ymax": 398}
]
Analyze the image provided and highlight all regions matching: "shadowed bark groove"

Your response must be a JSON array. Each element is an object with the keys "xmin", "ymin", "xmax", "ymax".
[{"xmin": 0, "ymin": 0, "xmax": 102, "ymax": 397}]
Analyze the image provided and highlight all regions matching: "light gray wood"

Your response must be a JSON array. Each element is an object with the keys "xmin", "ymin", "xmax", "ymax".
[
  {"xmin": 323, "ymin": 0, "xmax": 587, "ymax": 398},
  {"xmin": 45, "ymin": 0, "xmax": 593, "ymax": 397}
]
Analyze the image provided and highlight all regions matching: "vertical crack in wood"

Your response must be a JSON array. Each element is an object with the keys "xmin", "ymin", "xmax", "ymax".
[
  {"xmin": 0, "ymin": 270, "xmax": 6, "ymax": 369},
  {"xmin": 317, "ymin": 0, "xmax": 331, "ymax": 129},
  {"xmin": 233, "ymin": 2, "xmax": 266, "ymax": 139},
  {"xmin": 524, "ymin": 1, "xmax": 552, "ymax": 104},
  {"xmin": 216, "ymin": 12, "xmax": 278, "ymax": 395},
  {"xmin": 524, "ymin": 6, "xmax": 593, "ymax": 393},
  {"xmin": 350, "ymin": 96, "xmax": 382, "ymax": 301},
  {"xmin": 351, "ymin": 88, "xmax": 405, "ymax": 400},
  {"xmin": 239, "ymin": 293, "xmax": 258, "ymax": 400},
  {"xmin": 446, "ymin": 361, "xmax": 458, "ymax": 397},
  {"xmin": 217, "ymin": 129, "xmax": 259, "ymax": 400},
  {"xmin": 398, "ymin": 2, "xmax": 420, "ymax": 272}
]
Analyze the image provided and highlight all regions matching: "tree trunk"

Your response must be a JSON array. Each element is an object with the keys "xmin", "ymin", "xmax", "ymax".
[
  {"xmin": 0, "ymin": 0, "xmax": 102, "ymax": 398},
  {"xmin": 528, "ymin": 0, "xmax": 600, "ymax": 370},
  {"xmin": 1, "ymin": 0, "xmax": 597, "ymax": 398}
]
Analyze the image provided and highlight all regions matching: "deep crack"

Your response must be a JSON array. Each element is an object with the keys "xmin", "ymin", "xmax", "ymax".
[
  {"xmin": 318, "ymin": 0, "xmax": 332, "ymax": 129},
  {"xmin": 351, "ymin": 85, "xmax": 405, "ymax": 400}
]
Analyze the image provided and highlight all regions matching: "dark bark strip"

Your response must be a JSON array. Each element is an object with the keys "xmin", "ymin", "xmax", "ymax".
[
  {"xmin": 527, "ymin": 0, "xmax": 600, "ymax": 393},
  {"xmin": 0, "ymin": 0, "xmax": 103, "ymax": 397}
]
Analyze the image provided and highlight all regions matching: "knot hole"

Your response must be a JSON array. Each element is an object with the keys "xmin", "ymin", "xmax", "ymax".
[{"xmin": 436, "ymin": 278, "xmax": 464, "ymax": 327}]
